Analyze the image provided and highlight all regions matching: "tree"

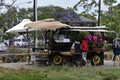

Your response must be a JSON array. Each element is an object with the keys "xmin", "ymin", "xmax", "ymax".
[
  {"xmin": 73, "ymin": 0, "xmax": 98, "ymax": 16},
  {"xmin": 73, "ymin": 0, "xmax": 118, "ymax": 25},
  {"xmin": 37, "ymin": 5, "xmax": 81, "ymax": 21},
  {"xmin": 101, "ymin": 3, "xmax": 120, "ymax": 37},
  {"xmin": 0, "ymin": 6, "xmax": 32, "ymax": 40},
  {"xmin": 103, "ymin": 0, "xmax": 117, "ymax": 13},
  {"xmin": 0, "ymin": 7, "xmax": 17, "ymax": 28},
  {"xmin": 103, "ymin": 0, "xmax": 117, "ymax": 6},
  {"xmin": 0, "ymin": 5, "xmax": 98, "ymax": 40},
  {"xmin": 73, "ymin": 0, "xmax": 98, "ymax": 13},
  {"xmin": 79, "ymin": 13, "xmax": 96, "ymax": 21}
]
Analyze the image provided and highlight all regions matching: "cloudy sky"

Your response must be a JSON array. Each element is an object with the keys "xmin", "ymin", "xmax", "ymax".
[
  {"xmin": 3, "ymin": 0, "xmax": 120, "ymax": 13},
  {"xmin": 5, "ymin": 0, "xmax": 79, "ymax": 8}
]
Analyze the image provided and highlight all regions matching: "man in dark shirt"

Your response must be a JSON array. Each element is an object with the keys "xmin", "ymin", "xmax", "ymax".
[{"xmin": 71, "ymin": 40, "xmax": 81, "ymax": 66}]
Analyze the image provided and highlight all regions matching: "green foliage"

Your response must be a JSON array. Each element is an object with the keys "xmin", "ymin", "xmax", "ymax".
[
  {"xmin": 103, "ymin": 0, "xmax": 117, "ymax": 6},
  {"xmin": 1, "ymin": 5, "xmax": 84, "ymax": 40},
  {"xmin": 104, "ymin": 43, "xmax": 113, "ymax": 50},
  {"xmin": 79, "ymin": 13, "xmax": 96, "ymax": 21},
  {"xmin": 37, "ymin": 5, "xmax": 81, "ymax": 21},
  {"xmin": 73, "ymin": 0, "xmax": 117, "ymax": 14},
  {"xmin": 73, "ymin": 0, "xmax": 118, "ymax": 36},
  {"xmin": 0, "ymin": 67, "xmax": 120, "ymax": 80},
  {"xmin": 37, "ymin": 6, "xmax": 55, "ymax": 19},
  {"xmin": 8, "ymin": 47, "xmax": 30, "ymax": 53},
  {"xmin": 101, "ymin": 3, "xmax": 120, "ymax": 36},
  {"xmin": 0, "ymin": 0, "xmax": 119, "ymax": 41},
  {"xmin": 70, "ymin": 32, "xmax": 89, "ymax": 42},
  {"xmin": 73, "ymin": 0, "xmax": 98, "ymax": 12}
]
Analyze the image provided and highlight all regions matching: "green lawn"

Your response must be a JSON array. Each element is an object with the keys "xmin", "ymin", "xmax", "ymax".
[{"xmin": 0, "ymin": 66, "xmax": 120, "ymax": 80}]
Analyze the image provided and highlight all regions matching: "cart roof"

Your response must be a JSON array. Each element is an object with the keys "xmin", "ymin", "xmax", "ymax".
[{"xmin": 64, "ymin": 26, "xmax": 114, "ymax": 32}]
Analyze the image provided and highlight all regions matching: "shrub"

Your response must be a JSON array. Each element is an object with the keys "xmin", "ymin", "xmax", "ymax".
[{"xmin": 8, "ymin": 47, "xmax": 30, "ymax": 54}]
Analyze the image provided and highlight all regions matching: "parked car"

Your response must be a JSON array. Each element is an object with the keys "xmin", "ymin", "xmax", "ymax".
[
  {"xmin": 14, "ymin": 39, "xmax": 28, "ymax": 47},
  {"xmin": 0, "ymin": 42, "xmax": 8, "ymax": 52},
  {"xmin": 14, "ymin": 35, "xmax": 28, "ymax": 47}
]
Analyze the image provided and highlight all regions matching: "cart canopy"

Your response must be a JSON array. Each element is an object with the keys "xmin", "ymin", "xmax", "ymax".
[
  {"xmin": 65, "ymin": 26, "xmax": 114, "ymax": 32},
  {"xmin": 25, "ymin": 18, "xmax": 71, "ymax": 30},
  {"xmin": 6, "ymin": 19, "xmax": 34, "ymax": 33}
]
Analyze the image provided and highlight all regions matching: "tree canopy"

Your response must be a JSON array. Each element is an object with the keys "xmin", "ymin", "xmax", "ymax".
[
  {"xmin": 0, "ymin": 0, "xmax": 120, "ymax": 40},
  {"xmin": 74, "ymin": 0, "xmax": 120, "ymax": 37}
]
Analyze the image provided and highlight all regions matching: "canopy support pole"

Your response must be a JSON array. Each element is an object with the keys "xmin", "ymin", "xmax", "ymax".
[{"xmin": 26, "ymin": 29, "xmax": 31, "ymax": 64}]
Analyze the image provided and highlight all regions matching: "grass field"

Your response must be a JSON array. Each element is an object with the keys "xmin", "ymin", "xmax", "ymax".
[{"xmin": 0, "ymin": 65, "xmax": 120, "ymax": 80}]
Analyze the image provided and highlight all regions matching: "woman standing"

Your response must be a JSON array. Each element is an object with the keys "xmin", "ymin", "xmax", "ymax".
[{"xmin": 81, "ymin": 38, "xmax": 88, "ymax": 64}]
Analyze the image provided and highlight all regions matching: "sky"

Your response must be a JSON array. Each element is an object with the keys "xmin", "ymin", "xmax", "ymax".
[
  {"xmin": 3, "ymin": 0, "xmax": 120, "ymax": 13},
  {"xmin": 5, "ymin": 0, "xmax": 79, "ymax": 9}
]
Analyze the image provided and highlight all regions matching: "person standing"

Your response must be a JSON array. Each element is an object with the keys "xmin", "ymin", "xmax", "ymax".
[
  {"xmin": 112, "ymin": 38, "xmax": 120, "ymax": 66},
  {"xmin": 81, "ymin": 38, "xmax": 88, "ymax": 64},
  {"xmin": 71, "ymin": 39, "xmax": 81, "ymax": 67}
]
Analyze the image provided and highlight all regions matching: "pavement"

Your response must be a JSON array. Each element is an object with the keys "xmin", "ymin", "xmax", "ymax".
[
  {"xmin": 0, "ymin": 60, "xmax": 119, "ymax": 69},
  {"xmin": 0, "ymin": 62, "xmax": 29, "ymax": 69}
]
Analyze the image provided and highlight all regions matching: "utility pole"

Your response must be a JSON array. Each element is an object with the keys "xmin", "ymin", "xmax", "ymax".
[
  {"xmin": 33, "ymin": 0, "xmax": 38, "ymax": 48},
  {"xmin": 98, "ymin": 0, "xmax": 101, "ymax": 26},
  {"xmin": 27, "ymin": 0, "xmax": 37, "ymax": 64},
  {"xmin": 33, "ymin": 0, "xmax": 37, "ymax": 21}
]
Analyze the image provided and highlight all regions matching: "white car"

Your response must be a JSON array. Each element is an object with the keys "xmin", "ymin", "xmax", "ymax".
[
  {"xmin": 14, "ymin": 39, "xmax": 28, "ymax": 47},
  {"xmin": 0, "ymin": 42, "xmax": 8, "ymax": 51}
]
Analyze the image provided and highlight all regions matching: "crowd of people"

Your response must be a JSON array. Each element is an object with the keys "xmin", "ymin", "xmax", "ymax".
[
  {"xmin": 70, "ymin": 34, "xmax": 105, "ymax": 67},
  {"xmin": 71, "ymin": 37, "xmax": 88, "ymax": 66},
  {"xmin": 70, "ymin": 32, "xmax": 120, "ymax": 67}
]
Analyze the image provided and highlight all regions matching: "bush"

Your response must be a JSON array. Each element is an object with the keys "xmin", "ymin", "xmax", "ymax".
[
  {"xmin": 8, "ymin": 47, "xmax": 30, "ymax": 54},
  {"xmin": 104, "ymin": 43, "xmax": 113, "ymax": 51}
]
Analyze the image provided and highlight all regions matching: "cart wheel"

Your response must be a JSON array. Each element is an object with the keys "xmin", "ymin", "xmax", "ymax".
[
  {"xmin": 52, "ymin": 54, "xmax": 63, "ymax": 65},
  {"xmin": 92, "ymin": 55, "xmax": 101, "ymax": 66}
]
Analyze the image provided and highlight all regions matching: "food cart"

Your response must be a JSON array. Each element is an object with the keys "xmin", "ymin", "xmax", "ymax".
[
  {"xmin": 25, "ymin": 19, "xmax": 112, "ymax": 66},
  {"xmin": 31, "ymin": 26, "xmax": 111, "ymax": 66}
]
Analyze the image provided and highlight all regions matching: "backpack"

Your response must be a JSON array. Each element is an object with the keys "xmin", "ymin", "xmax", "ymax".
[{"xmin": 75, "ymin": 42, "xmax": 81, "ymax": 53}]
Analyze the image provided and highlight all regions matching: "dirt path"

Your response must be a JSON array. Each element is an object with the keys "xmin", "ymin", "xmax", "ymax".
[
  {"xmin": 0, "ymin": 62, "xmax": 29, "ymax": 69},
  {"xmin": 0, "ymin": 60, "xmax": 119, "ymax": 69}
]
